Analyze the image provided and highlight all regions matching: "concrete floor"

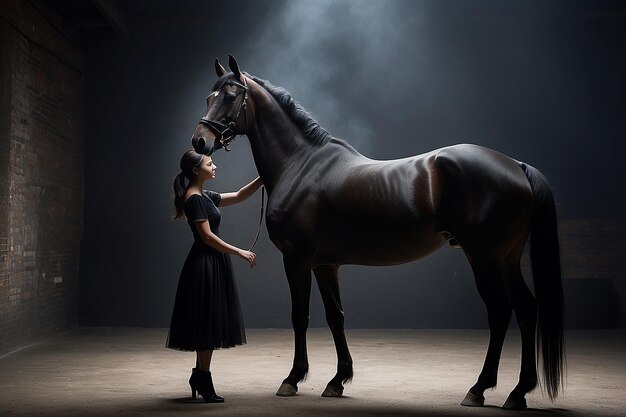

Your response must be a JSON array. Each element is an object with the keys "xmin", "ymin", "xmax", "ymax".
[{"xmin": 0, "ymin": 328, "xmax": 624, "ymax": 417}]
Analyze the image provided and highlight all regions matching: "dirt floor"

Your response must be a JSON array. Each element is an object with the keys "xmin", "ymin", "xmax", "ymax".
[{"xmin": 0, "ymin": 328, "xmax": 624, "ymax": 417}]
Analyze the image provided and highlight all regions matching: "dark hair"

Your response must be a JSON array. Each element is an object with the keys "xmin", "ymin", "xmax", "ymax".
[{"xmin": 173, "ymin": 150, "xmax": 204, "ymax": 219}]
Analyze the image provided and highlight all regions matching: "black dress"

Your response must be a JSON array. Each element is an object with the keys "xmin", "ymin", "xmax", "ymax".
[{"xmin": 166, "ymin": 190, "xmax": 246, "ymax": 350}]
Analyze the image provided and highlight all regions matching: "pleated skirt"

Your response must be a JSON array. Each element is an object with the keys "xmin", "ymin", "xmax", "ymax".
[{"xmin": 166, "ymin": 241, "xmax": 246, "ymax": 351}]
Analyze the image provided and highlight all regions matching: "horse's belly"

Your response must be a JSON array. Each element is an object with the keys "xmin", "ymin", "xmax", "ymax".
[{"xmin": 315, "ymin": 227, "xmax": 447, "ymax": 266}]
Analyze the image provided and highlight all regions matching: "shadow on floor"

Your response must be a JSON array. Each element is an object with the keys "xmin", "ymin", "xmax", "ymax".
[{"xmin": 30, "ymin": 396, "xmax": 588, "ymax": 417}]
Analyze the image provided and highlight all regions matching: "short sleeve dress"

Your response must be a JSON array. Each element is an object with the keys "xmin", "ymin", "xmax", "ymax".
[{"xmin": 166, "ymin": 190, "xmax": 246, "ymax": 350}]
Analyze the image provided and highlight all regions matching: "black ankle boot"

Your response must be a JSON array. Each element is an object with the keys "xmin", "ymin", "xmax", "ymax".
[
  {"xmin": 189, "ymin": 368, "xmax": 224, "ymax": 403},
  {"xmin": 189, "ymin": 368, "xmax": 200, "ymax": 400}
]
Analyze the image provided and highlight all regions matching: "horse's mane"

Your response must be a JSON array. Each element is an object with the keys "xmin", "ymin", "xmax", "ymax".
[{"xmin": 246, "ymin": 73, "xmax": 332, "ymax": 147}]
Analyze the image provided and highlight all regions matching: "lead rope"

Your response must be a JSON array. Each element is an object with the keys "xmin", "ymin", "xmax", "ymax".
[{"xmin": 248, "ymin": 186, "xmax": 265, "ymax": 251}]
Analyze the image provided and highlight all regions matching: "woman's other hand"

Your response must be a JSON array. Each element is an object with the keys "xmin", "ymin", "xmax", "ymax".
[{"xmin": 238, "ymin": 250, "xmax": 257, "ymax": 268}]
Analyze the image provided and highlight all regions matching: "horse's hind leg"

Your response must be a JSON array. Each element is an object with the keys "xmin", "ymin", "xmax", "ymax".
[
  {"xmin": 501, "ymin": 264, "xmax": 537, "ymax": 410},
  {"xmin": 461, "ymin": 261, "xmax": 512, "ymax": 407},
  {"xmin": 313, "ymin": 265, "xmax": 353, "ymax": 397},
  {"xmin": 276, "ymin": 256, "xmax": 312, "ymax": 396}
]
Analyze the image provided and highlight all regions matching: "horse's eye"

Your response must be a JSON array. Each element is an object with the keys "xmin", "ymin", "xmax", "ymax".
[{"xmin": 224, "ymin": 93, "xmax": 237, "ymax": 103}]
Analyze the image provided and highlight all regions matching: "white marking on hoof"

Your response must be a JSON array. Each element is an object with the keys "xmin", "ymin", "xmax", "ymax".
[
  {"xmin": 321, "ymin": 384, "xmax": 344, "ymax": 397},
  {"xmin": 460, "ymin": 391, "xmax": 485, "ymax": 407},
  {"xmin": 276, "ymin": 382, "xmax": 298, "ymax": 397}
]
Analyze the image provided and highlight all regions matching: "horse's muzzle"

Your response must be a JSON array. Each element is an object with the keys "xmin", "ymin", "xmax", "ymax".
[{"xmin": 191, "ymin": 124, "xmax": 217, "ymax": 155}]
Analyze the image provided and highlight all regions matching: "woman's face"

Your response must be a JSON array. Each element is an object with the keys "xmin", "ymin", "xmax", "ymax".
[{"xmin": 198, "ymin": 156, "xmax": 217, "ymax": 180}]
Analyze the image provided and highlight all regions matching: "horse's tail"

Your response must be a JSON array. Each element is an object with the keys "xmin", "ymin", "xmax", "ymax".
[{"xmin": 520, "ymin": 162, "xmax": 565, "ymax": 401}]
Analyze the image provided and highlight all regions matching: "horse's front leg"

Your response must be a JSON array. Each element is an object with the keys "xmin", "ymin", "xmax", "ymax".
[
  {"xmin": 314, "ymin": 265, "xmax": 353, "ymax": 397},
  {"xmin": 276, "ymin": 255, "xmax": 312, "ymax": 397}
]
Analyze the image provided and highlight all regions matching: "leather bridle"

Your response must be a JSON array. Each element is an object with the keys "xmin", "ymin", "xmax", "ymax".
[
  {"xmin": 197, "ymin": 75, "xmax": 264, "ymax": 249},
  {"xmin": 198, "ymin": 77, "xmax": 250, "ymax": 155}
]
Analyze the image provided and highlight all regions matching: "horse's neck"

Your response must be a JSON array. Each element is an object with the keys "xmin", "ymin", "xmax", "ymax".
[{"xmin": 247, "ymin": 87, "xmax": 319, "ymax": 193}]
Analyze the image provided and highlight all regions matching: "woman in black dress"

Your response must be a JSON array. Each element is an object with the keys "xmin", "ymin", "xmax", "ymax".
[{"xmin": 168, "ymin": 149, "xmax": 263, "ymax": 402}]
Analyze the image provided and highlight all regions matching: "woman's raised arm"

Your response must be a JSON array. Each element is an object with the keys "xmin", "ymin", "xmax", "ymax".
[{"xmin": 219, "ymin": 177, "xmax": 263, "ymax": 207}]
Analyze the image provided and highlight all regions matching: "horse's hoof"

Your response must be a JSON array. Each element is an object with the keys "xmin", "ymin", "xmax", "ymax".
[
  {"xmin": 321, "ymin": 383, "xmax": 344, "ymax": 397},
  {"xmin": 460, "ymin": 391, "xmax": 485, "ymax": 407},
  {"xmin": 502, "ymin": 394, "xmax": 527, "ymax": 410},
  {"xmin": 276, "ymin": 382, "xmax": 298, "ymax": 397}
]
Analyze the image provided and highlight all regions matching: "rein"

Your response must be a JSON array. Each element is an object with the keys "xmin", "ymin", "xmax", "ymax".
[{"xmin": 248, "ymin": 186, "xmax": 265, "ymax": 251}]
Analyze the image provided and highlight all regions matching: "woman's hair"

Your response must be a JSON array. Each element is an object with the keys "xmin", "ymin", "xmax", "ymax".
[{"xmin": 173, "ymin": 149, "xmax": 204, "ymax": 219}]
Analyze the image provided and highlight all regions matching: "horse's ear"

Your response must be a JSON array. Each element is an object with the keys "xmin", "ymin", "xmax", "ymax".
[
  {"xmin": 215, "ymin": 57, "xmax": 226, "ymax": 77},
  {"xmin": 228, "ymin": 54, "xmax": 242, "ymax": 81}
]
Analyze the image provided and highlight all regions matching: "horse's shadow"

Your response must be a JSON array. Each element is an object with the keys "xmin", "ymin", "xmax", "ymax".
[{"xmin": 159, "ymin": 395, "xmax": 580, "ymax": 417}]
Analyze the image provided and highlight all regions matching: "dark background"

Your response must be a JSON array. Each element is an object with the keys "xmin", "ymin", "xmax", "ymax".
[{"xmin": 72, "ymin": 0, "xmax": 626, "ymax": 328}]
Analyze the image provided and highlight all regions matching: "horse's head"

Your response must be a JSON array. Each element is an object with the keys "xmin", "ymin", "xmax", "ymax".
[{"xmin": 191, "ymin": 55, "xmax": 253, "ymax": 155}]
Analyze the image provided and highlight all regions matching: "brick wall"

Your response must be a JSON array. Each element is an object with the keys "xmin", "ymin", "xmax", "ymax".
[
  {"xmin": 520, "ymin": 219, "xmax": 626, "ymax": 328},
  {"xmin": 0, "ymin": 0, "xmax": 84, "ymax": 355},
  {"xmin": 559, "ymin": 219, "xmax": 626, "ymax": 327}
]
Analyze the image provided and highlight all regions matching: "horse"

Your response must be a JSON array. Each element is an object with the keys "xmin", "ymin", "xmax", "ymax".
[{"xmin": 190, "ymin": 55, "xmax": 565, "ymax": 410}]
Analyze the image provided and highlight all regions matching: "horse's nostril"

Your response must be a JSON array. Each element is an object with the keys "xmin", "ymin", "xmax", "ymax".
[{"xmin": 192, "ymin": 136, "xmax": 207, "ymax": 153}]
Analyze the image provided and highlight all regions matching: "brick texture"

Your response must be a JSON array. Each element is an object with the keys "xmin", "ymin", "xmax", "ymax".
[
  {"xmin": 520, "ymin": 219, "xmax": 626, "ymax": 328},
  {"xmin": 0, "ymin": 0, "xmax": 84, "ymax": 355},
  {"xmin": 559, "ymin": 219, "xmax": 626, "ymax": 327}
]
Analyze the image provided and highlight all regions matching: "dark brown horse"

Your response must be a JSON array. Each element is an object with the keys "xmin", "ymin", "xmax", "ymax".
[{"xmin": 190, "ymin": 55, "xmax": 565, "ymax": 410}]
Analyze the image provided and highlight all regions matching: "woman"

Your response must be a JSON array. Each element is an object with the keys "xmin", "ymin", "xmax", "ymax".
[{"xmin": 167, "ymin": 149, "xmax": 263, "ymax": 403}]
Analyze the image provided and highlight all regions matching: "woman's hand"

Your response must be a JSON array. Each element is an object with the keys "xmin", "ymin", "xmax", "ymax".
[{"xmin": 238, "ymin": 250, "xmax": 257, "ymax": 268}]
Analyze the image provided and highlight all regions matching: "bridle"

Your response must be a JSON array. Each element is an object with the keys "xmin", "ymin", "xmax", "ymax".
[
  {"xmin": 196, "ymin": 75, "xmax": 264, "ymax": 250},
  {"xmin": 198, "ymin": 77, "xmax": 250, "ymax": 155}
]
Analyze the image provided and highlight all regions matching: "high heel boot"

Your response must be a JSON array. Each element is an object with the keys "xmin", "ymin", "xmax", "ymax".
[
  {"xmin": 189, "ymin": 368, "xmax": 224, "ymax": 403},
  {"xmin": 189, "ymin": 368, "xmax": 199, "ymax": 400}
]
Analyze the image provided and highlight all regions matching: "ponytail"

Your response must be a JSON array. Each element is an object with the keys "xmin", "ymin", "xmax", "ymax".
[
  {"xmin": 173, "ymin": 149, "xmax": 205, "ymax": 220},
  {"xmin": 173, "ymin": 171, "xmax": 188, "ymax": 219}
]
